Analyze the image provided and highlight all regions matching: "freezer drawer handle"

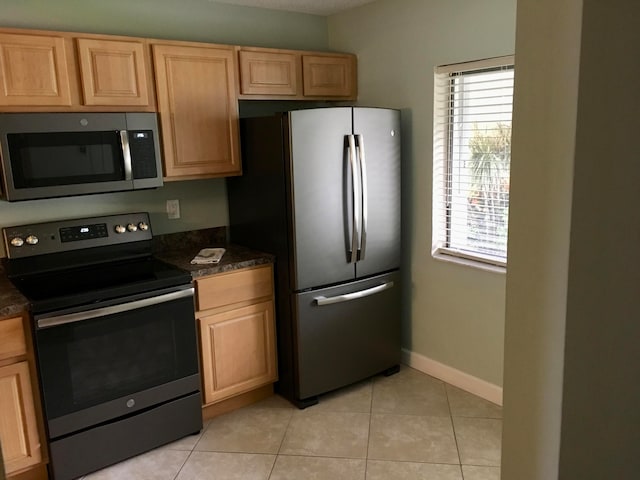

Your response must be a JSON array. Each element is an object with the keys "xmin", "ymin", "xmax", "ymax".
[
  {"xmin": 314, "ymin": 281, "xmax": 394, "ymax": 306},
  {"xmin": 36, "ymin": 287, "xmax": 195, "ymax": 329}
]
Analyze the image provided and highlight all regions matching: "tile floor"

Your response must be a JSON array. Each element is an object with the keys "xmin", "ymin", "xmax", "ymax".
[{"xmin": 81, "ymin": 366, "xmax": 502, "ymax": 480}]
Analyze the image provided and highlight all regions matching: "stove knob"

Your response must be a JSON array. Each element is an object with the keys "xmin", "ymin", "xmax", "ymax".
[
  {"xmin": 138, "ymin": 222, "xmax": 149, "ymax": 231},
  {"xmin": 114, "ymin": 225, "xmax": 126, "ymax": 234},
  {"xmin": 25, "ymin": 235, "xmax": 39, "ymax": 245},
  {"xmin": 10, "ymin": 237, "xmax": 24, "ymax": 247},
  {"xmin": 127, "ymin": 223, "xmax": 138, "ymax": 232}
]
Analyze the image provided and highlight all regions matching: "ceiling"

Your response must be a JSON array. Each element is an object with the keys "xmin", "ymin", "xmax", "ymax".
[{"xmin": 211, "ymin": 0, "xmax": 376, "ymax": 16}]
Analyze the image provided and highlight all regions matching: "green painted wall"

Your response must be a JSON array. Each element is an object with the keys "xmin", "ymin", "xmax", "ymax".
[
  {"xmin": 0, "ymin": 0, "xmax": 328, "ymax": 49},
  {"xmin": 328, "ymin": 0, "xmax": 516, "ymax": 387},
  {"xmin": 0, "ymin": 0, "xmax": 328, "ymax": 249}
]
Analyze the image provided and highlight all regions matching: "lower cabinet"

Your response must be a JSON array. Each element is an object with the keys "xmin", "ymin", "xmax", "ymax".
[
  {"xmin": 0, "ymin": 315, "xmax": 45, "ymax": 479},
  {"xmin": 0, "ymin": 362, "xmax": 41, "ymax": 475},
  {"xmin": 195, "ymin": 265, "xmax": 277, "ymax": 406}
]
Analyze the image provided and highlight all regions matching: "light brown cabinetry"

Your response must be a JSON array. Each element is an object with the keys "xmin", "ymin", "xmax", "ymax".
[
  {"xmin": 0, "ymin": 32, "xmax": 73, "ymax": 107},
  {"xmin": 195, "ymin": 265, "xmax": 277, "ymax": 406},
  {"xmin": 238, "ymin": 49, "xmax": 300, "ymax": 96},
  {"xmin": 76, "ymin": 37, "xmax": 152, "ymax": 106},
  {"xmin": 302, "ymin": 53, "xmax": 356, "ymax": 98},
  {"xmin": 0, "ymin": 28, "xmax": 154, "ymax": 110},
  {"xmin": 0, "ymin": 315, "xmax": 45, "ymax": 479},
  {"xmin": 152, "ymin": 42, "xmax": 241, "ymax": 179},
  {"xmin": 237, "ymin": 47, "xmax": 357, "ymax": 100}
]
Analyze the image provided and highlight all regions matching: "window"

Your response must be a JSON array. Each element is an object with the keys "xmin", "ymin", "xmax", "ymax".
[{"xmin": 433, "ymin": 56, "xmax": 514, "ymax": 267}]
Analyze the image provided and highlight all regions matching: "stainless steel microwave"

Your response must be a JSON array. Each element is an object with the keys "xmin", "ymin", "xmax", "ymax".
[{"xmin": 0, "ymin": 112, "xmax": 163, "ymax": 202}]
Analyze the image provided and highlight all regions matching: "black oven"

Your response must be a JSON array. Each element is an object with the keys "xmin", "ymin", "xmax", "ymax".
[{"xmin": 2, "ymin": 213, "xmax": 202, "ymax": 480}]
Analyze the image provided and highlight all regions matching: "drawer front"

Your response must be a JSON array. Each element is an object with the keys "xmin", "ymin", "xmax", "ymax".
[
  {"xmin": 0, "ymin": 316, "xmax": 27, "ymax": 361},
  {"xmin": 196, "ymin": 265, "xmax": 273, "ymax": 312}
]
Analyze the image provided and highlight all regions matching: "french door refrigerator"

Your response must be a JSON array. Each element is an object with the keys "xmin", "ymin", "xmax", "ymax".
[{"xmin": 228, "ymin": 107, "xmax": 401, "ymax": 408}]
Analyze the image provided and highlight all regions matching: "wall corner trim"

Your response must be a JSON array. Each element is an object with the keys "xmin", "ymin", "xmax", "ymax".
[{"xmin": 401, "ymin": 348, "xmax": 503, "ymax": 406}]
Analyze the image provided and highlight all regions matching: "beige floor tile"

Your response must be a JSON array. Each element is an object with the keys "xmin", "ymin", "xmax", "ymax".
[
  {"xmin": 311, "ymin": 379, "xmax": 373, "ymax": 413},
  {"xmin": 462, "ymin": 465, "xmax": 501, "ymax": 480},
  {"xmin": 366, "ymin": 460, "xmax": 463, "ymax": 480},
  {"xmin": 249, "ymin": 393, "xmax": 297, "ymax": 410},
  {"xmin": 446, "ymin": 385, "xmax": 502, "ymax": 418},
  {"xmin": 162, "ymin": 420, "xmax": 211, "ymax": 451},
  {"xmin": 453, "ymin": 417, "xmax": 502, "ymax": 466},
  {"xmin": 368, "ymin": 413, "xmax": 459, "ymax": 464},
  {"xmin": 279, "ymin": 411, "xmax": 370, "ymax": 458},
  {"xmin": 175, "ymin": 451, "xmax": 275, "ymax": 480},
  {"xmin": 195, "ymin": 407, "xmax": 293, "ymax": 454},
  {"xmin": 372, "ymin": 366, "xmax": 450, "ymax": 416},
  {"xmin": 270, "ymin": 455, "xmax": 366, "ymax": 480},
  {"xmin": 82, "ymin": 448, "xmax": 189, "ymax": 480}
]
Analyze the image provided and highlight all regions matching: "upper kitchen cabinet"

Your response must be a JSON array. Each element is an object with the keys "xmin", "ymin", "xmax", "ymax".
[
  {"xmin": 0, "ymin": 31, "xmax": 73, "ymax": 107},
  {"xmin": 238, "ymin": 49, "xmax": 299, "ymax": 96},
  {"xmin": 302, "ymin": 53, "xmax": 356, "ymax": 98},
  {"xmin": 0, "ymin": 28, "xmax": 155, "ymax": 111},
  {"xmin": 152, "ymin": 42, "xmax": 241, "ymax": 179},
  {"xmin": 237, "ymin": 47, "xmax": 357, "ymax": 100},
  {"xmin": 76, "ymin": 37, "xmax": 152, "ymax": 107}
]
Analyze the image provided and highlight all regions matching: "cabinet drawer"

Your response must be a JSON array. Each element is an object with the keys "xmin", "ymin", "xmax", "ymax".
[
  {"xmin": 196, "ymin": 265, "xmax": 273, "ymax": 312},
  {"xmin": 0, "ymin": 316, "xmax": 27, "ymax": 361}
]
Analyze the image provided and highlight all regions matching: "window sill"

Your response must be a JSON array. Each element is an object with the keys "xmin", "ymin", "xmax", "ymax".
[{"xmin": 432, "ymin": 251, "xmax": 506, "ymax": 274}]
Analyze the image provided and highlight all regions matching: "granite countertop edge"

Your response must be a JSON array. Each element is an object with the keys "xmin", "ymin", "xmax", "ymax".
[{"xmin": 1, "ymin": 228, "xmax": 275, "ymax": 319}]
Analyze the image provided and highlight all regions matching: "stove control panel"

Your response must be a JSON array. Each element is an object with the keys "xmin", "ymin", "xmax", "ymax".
[{"xmin": 2, "ymin": 212, "xmax": 153, "ymax": 259}]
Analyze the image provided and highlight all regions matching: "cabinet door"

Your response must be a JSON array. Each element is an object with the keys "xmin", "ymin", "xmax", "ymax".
[
  {"xmin": 77, "ymin": 37, "xmax": 151, "ymax": 106},
  {"xmin": 302, "ymin": 54, "xmax": 356, "ymax": 98},
  {"xmin": 0, "ymin": 32, "xmax": 72, "ymax": 106},
  {"xmin": 238, "ymin": 50, "xmax": 299, "ymax": 96},
  {"xmin": 0, "ymin": 361, "xmax": 41, "ymax": 475},
  {"xmin": 199, "ymin": 301, "xmax": 277, "ymax": 404},
  {"xmin": 153, "ymin": 43, "xmax": 240, "ymax": 178}
]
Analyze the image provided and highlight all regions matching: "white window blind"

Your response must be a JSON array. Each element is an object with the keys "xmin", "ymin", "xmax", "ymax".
[{"xmin": 433, "ymin": 56, "xmax": 514, "ymax": 267}]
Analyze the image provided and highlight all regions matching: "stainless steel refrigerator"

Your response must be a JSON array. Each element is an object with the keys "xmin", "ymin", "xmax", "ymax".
[{"xmin": 228, "ymin": 107, "xmax": 401, "ymax": 408}]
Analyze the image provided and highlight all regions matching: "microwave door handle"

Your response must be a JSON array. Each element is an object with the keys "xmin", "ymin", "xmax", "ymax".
[{"xmin": 119, "ymin": 130, "xmax": 133, "ymax": 181}]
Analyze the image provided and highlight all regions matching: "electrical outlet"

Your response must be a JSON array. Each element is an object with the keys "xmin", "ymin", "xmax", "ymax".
[{"xmin": 166, "ymin": 199, "xmax": 180, "ymax": 219}]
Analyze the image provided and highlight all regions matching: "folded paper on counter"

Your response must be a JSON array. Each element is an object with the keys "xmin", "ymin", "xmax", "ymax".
[{"xmin": 191, "ymin": 248, "xmax": 226, "ymax": 264}]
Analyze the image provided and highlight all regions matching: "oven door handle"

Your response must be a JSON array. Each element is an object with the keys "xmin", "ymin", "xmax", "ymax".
[{"xmin": 36, "ymin": 287, "xmax": 194, "ymax": 329}]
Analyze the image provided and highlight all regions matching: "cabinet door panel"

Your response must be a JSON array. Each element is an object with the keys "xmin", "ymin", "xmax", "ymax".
[
  {"xmin": 199, "ymin": 301, "xmax": 276, "ymax": 404},
  {"xmin": 77, "ymin": 38, "xmax": 150, "ymax": 106},
  {"xmin": 0, "ymin": 317, "xmax": 26, "ymax": 362},
  {"xmin": 153, "ymin": 44, "xmax": 240, "ymax": 178},
  {"xmin": 0, "ymin": 33, "xmax": 72, "ymax": 106},
  {"xmin": 302, "ymin": 54, "xmax": 356, "ymax": 98},
  {"xmin": 238, "ymin": 50, "xmax": 299, "ymax": 96},
  {"xmin": 0, "ymin": 361, "xmax": 41, "ymax": 475}
]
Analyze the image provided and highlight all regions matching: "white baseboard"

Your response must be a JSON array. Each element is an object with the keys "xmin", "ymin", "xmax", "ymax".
[{"xmin": 401, "ymin": 348, "xmax": 503, "ymax": 406}]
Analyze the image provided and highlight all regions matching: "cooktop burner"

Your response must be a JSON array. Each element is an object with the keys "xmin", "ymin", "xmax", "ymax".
[{"xmin": 2, "ymin": 213, "xmax": 192, "ymax": 313}]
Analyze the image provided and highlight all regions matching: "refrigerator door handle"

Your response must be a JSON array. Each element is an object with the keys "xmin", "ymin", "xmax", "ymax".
[
  {"xmin": 347, "ymin": 134, "xmax": 361, "ymax": 264},
  {"xmin": 314, "ymin": 281, "xmax": 394, "ymax": 306},
  {"xmin": 356, "ymin": 134, "xmax": 368, "ymax": 260}
]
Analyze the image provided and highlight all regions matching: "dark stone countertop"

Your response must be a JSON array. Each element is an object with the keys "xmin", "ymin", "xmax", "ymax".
[
  {"xmin": 152, "ymin": 228, "xmax": 275, "ymax": 279},
  {"xmin": 0, "ymin": 228, "xmax": 274, "ymax": 318},
  {"xmin": 0, "ymin": 263, "xmax": 28, "ymax": 319}
]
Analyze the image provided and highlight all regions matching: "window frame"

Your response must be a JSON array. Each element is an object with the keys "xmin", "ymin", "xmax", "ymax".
[{"xmin": 432, "ymin": 55, "xmax": 515, "ymax": 270}]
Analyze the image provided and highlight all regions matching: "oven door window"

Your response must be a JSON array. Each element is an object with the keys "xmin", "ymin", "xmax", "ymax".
[
  {"xmin": 8, "ymin": 131, "xmax": 125, "ymax": 188},
  {"xmin": 36, "ymin": 294, "xmax": 198, "ymax": 420}
]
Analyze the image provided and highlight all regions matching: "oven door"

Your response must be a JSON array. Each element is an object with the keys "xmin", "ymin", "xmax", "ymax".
[{"xmin": 34, "ymin": 284, "xmax": 200, "ymax": 440}]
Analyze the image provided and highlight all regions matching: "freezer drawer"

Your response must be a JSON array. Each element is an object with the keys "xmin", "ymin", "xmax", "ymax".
[{"xmin": 294, "ymin": 271, "xmax": 401, "ymax": 401}]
